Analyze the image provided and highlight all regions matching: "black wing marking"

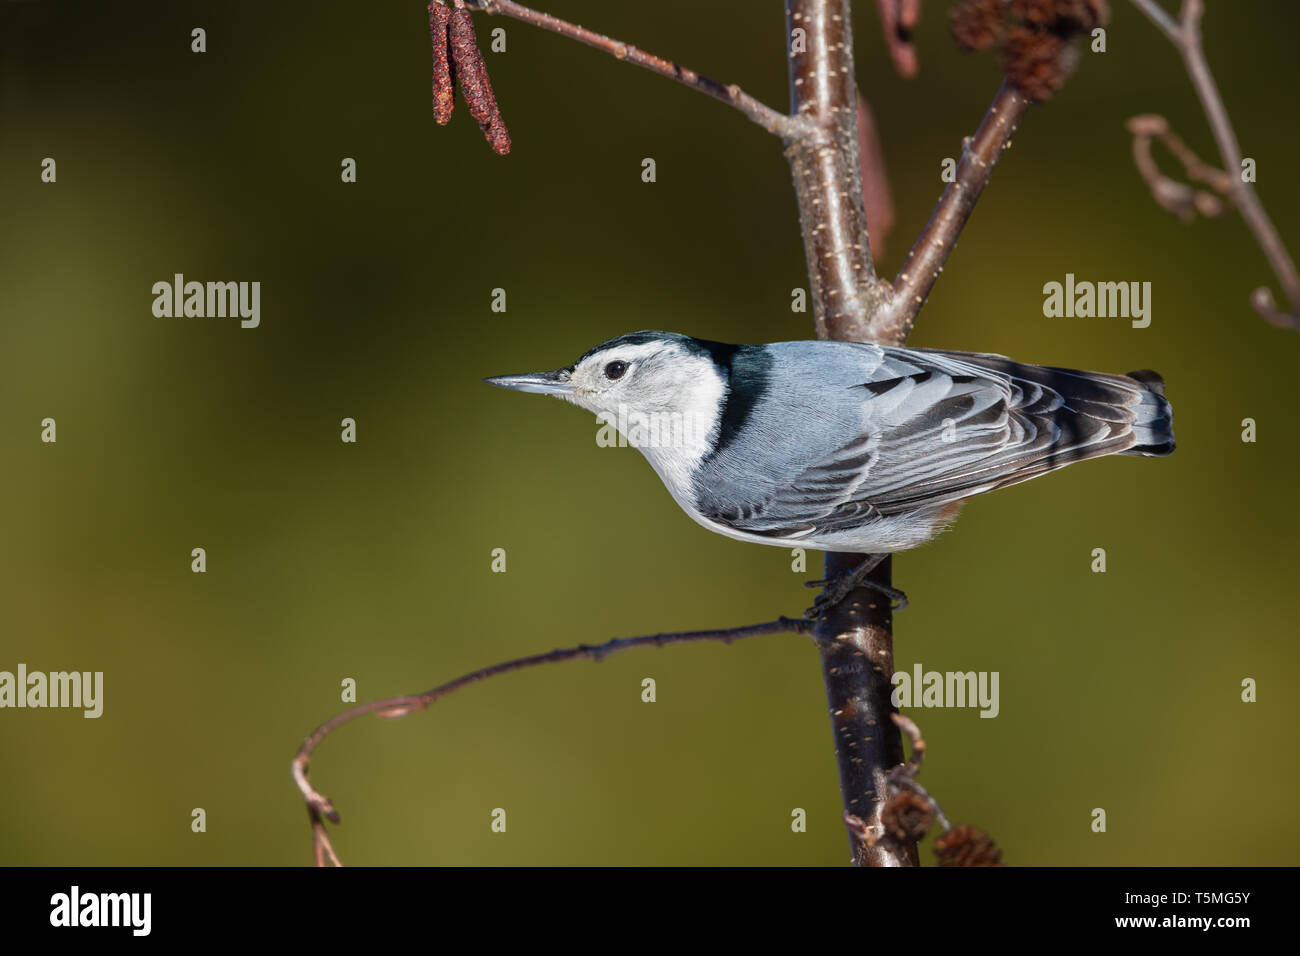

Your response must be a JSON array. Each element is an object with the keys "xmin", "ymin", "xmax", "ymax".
[{"xmin": 695, "ymin": 348, "xmax": 1163, "ymax": 538}]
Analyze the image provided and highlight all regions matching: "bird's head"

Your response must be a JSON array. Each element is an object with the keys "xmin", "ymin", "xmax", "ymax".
[
  {"xmin": 485, "ymin": 331, "xmax": 730, "ymax": 471},
  {"xmin": 487, "ymin": 330, "xmax": 727, "ymax": 418}
]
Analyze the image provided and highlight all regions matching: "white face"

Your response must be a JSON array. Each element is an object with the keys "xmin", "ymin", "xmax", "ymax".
[
  {"xmin": 562, "ymin": 340, "xmax": 714, "ymax": 418},
  {"xmin": 566, "ymin": 339, "xmax": 727, "ymax": 496},
  {"xmin": 487, "ymin": 334, "xmax": 727, "ymax": 493}
]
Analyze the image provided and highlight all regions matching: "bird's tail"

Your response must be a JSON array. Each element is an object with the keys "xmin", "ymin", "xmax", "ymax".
[
  {"xmin": 1118, "ymin": 368, "xmax": 1175, "ymax": 456},
  {"xmin": 920, "ymin": 348, "xmax": 1176, "ymax": 463}
]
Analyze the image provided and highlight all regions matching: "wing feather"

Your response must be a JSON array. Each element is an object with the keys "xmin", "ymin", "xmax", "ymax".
[{"xmin": 693, "ymin": 346, "xmax": 1161, "ymax": 539}]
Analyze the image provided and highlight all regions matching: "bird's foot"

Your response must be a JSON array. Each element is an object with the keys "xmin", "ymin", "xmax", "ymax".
[{"xmin": 803, "ymin": 554, "xmax": 908, "ymax": 619}]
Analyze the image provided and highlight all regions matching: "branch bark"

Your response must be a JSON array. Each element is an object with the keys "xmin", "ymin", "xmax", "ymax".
[
  {"xmin": 785, "ymin": 1, "xmax": 890, "ymax": 343},
  {"xmin": 784, "ymin": 0, "xmax": 916, "ymax": 867},
  {"xmin": 814, "ymin": 551, "xmax": 914, "ymax": 865},
  {"xmin": 784, "ymin": 3, "xmax": 1032, "ymax": 865}
]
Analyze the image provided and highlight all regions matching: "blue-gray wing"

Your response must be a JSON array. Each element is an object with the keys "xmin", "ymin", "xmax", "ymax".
[{"xmin": 692, "ymin": 344, "xmax": 1168, "ymax": 539}]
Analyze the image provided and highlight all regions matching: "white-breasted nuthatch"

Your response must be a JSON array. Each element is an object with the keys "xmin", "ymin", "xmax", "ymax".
[{"xmin": 486, "ymin": 331, "xmax": 1174, "ymax": 603}]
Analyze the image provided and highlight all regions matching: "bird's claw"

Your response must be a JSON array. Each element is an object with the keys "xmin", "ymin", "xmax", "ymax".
[{"xmin": 803, "ymin": 555, "xmax": 908, "ymax": 619}]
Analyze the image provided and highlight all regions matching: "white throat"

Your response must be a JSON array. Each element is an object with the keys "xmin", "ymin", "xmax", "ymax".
[{"xmin": 591, "ymin": 350, "xmax": 726, "ymax": 501}]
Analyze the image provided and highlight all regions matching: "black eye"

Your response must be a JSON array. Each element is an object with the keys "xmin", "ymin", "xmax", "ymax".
[{"xmin": 604, "ymin": 360, "xmax": 628, "ymax": 380}]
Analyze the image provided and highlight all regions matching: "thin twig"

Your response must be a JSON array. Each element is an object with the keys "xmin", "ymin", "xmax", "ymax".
[
  {"xmin": 1127, "ymin": 113, "xmax": 1229, "ymax": 221},
  {"xmin": 885, "ymin": 713, "xmax": 950, "ymax": 832},
  {"xmin": 1130, "ymin": 0, "xmax": 1180, "ymax": 41},
  {"xmin": 309, "ymin": 810, "xmax": 343, "ymax": 868},
  {"xmin": 869, "ymin": 81, "xmax": 1030, "ymax": 343},
  {"xmin": 891, "ymin": 711, "xmax": 925, "ymax": 776},
  {"xmin": 466, "ymin": 0, "xmax": 796, "ymax": 136},
  {"xmin": 1130, "ymin": 0, "xmax": 1300, "ymax": 330},
  {"xmin": 292, "ymin": 617, "xmax": 812, "ymax": 864}
]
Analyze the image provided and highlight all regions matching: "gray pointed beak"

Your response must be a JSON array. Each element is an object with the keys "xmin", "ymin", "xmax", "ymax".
[{"xmin": 483, "ymin": 368, "xmax": 575, "ymax": 396}]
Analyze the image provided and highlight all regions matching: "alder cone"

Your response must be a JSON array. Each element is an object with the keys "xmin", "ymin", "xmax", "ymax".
[
  {"xmin": 1001, "ymin": 27, "xmax": 1075, "ymax": 101},
  {"xmin": 950, "ymin": 0, "xmax": 1006, "ymax": 52},
  {"xmin": 881, "ymin": 790, "xmax": 934, "ymax": 842},
  {"xmin": 449, "ymin": 8, "xmax": 512, "ymax": 155},
  {"xmin": 429, "ymin": 2, "xmax": 455, "ymax": 125},
  {"xmin": 935, "ymin": 825, "xmax": 1004, "ymax": 867}
]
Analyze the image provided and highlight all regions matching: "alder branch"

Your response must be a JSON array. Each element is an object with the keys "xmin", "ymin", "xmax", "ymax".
[
  {"xmin": 783, "ymin": 0, "xmax": 918, "ymax": 868},
  {"xmin": 1130, "ymin": 0, "xmax": 1300, "ymax": 330},
  {"xmin": 786, "ymin": 0, "xmax": 888, "ymax": 342},
  {"xmin": 465, "ymin": 0, "xmax": 797, "ymax": 136},
  {"xmin": 868, "ymin": 81, "xmax": 1030, "ymax": 343},
  {"xmin": 293, "ymin": 617, "xmax": 813, "ymax": 865},
  {"xmin": 787, "ymin": 4, "xmax": 1041, "ymax": 864}
]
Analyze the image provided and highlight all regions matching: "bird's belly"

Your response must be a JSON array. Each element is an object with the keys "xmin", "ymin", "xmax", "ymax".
[
  {"xmin": 684, "ymin": 504, "xmax": 951, "ymax": 555},
  {"xmin": 646, "ymin": 449, "xmax": 957, "ymax": 554}
]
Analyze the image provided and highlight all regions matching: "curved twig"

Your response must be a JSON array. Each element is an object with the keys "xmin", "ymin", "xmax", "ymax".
[
  {"xmin": 292, "ymin": 617, "xmax": 813, "ymax": 865},
  {"xmin": 1130, "ymin": 0, "xmax": 1300, "ymax": 330},
  {"xmin": 1126, "ymin": 113, "xmax": 1230, "ymax": 221},
  {"xmin": 886, "ymin": 712, "xmax": 950, "ymax": 832}
]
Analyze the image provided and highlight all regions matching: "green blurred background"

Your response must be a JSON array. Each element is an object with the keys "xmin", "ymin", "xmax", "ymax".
[{"xmin": 2, "ymin": 0, "xmax": 1296, "ymax": 866}]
